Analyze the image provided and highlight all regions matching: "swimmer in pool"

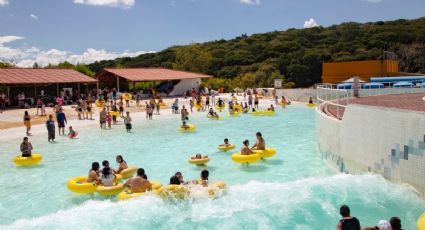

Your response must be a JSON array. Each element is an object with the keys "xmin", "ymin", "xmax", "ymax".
[
  {"xmin": 219, "ymin": 138, "xmax": 231, "ymax": 147},
  {"xmin": 208, "ymin": 108, "xmax": 214, "ymax": 116},
  {"xmin": 87, "ymin": 162, "xmax": 101, "ymax": 184},
  {"xmin": 198, "ymin": 169, "xmax": 209, "ymax": 187},
  {"xmin": 191, "ymin": 153, "xmax": 208, "ymax": 160},
  {"xmin": 175, "ymin": 171, "xmax": 188, "ymax": 185},
  {"xmin": 267, "ymin": 104, "xmax": 275, "ymax": 112},
  {"xmin": 308, "ymin": 97, "xmax": 313, "ymax": 104},
  {"xmin": 181, "ymin": 121, "xmax": 190, "ymax": 129},
  {"xmin": 213, "ymin": 112, "xmax": 219, "ymax": 119},
  {"xmin": 252, "ymin": 132, "xmax": 265, "ymax": 150},
  {"xmin": 20, "ymin": 137, "xmax": 33, "ymax": 157},
  {"xmin": 124, "ymin": 168, "xmax": 152, "ymax": 193},
  {"xmin": 241, "ymin": 139, "xmax": 254, "ymax": 155},
  {"xmin": 114, "ymin": 155, "xmax": 128, "ymax": 174},
  {"xmin": 169, "ymin": 175, "xmax": 181, "ymax": 185},
  {"xmin": 68, "ymin": 126, "xmax": 77, "ymax": 138}
]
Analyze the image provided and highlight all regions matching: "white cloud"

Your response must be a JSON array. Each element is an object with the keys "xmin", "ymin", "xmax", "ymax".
[
  {"xmin": 14, "ymin": 48, "xmax": 152, "ymax": 67},
  {"xmin": 240, "ymin": 0, "xmax": 260, "ymax": 5},
  {"xmin": 363, "ymin": 0, "xmax": 382, "ymax": 3},
  {"xmin": 303, "ymin": 18, "xmax": 319, "ymax": 28},
  {"xmin": 0, "ymin": 35, "xmax": 152, "ymax": 67},
  {"xmin": 0, "ymin": 35, "xmax": 24, "ymax": 45},
  {"xmin": 74, "ymin": 0, "xmax": 135, "ymax": 8},
  {"xmin": 0, "ymin": 0, "xmax": 9, "ymax": 6},
  {"xmin": 30, "ymin": 14, "xmax": 38, "ymax": 20}
]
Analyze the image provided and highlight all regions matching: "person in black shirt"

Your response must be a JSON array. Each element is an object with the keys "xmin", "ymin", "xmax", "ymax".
[{"xmin": 337, "ymin": 205, "xmax": 360, "ymax": 230}]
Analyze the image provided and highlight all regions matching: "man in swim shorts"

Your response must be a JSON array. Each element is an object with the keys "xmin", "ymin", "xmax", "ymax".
[
  {"xmin": 46, "ymin": 114, "xmax": 55, "ymax": 142},
  {"xmin": 251, "ymin": 132, "xmax": 265, "ymax": 150},
  {"xmin": 56, "ymin": 108, "xmax": 67, "ymax": 136}
]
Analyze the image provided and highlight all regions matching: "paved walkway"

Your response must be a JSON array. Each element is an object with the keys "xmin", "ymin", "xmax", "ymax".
[{"xmin": 322, "ymin": 93, "xmax": 425, "ymax": 120}]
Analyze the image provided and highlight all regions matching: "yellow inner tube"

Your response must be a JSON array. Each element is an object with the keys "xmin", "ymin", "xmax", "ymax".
[
  {"xmin": 156, "ymin": 184, "xmax": 190, "ymax": 199},
  {"xmin": 253, "ymin": 148, "xmax": 277, "ymax": 158},
  {"xmin": 188, "ymin": 157, "xmax": 209, "ymax": 165},
  {"xmin": 122, "ymin": 94, "xmax": 132, "ymax": 101},
  {"xmin": 117, "ymin": 181, "xmax": 163, "ymax": 201},
  {"xmin": 233, "ymin": 105, "xmax": 243, "ymax": 112},
  {"xmin": 207, "ymin": 181, "xmax": 227, "ymax": 197},
  {"xmin": 67, "ymin": 176, "xmax": 97, "ymax": 194},
  {"xmin": 178, "ymin": 124, "xmax": 196, "ymax": 132},
  {"xmin": 108, "ymin": 111, "xmax": 120, "ymax": 116},
  {"xmin": 215, "ymin": 104, "xmax": 225, "ymax": 110},
  {"xmin": 118, "ymin": 166, "xmax": 138, "ymax": 179},
  {"xmin": 13, "ymin": 153, "xmax": 42, "ymax": 166},
  {"xmin": 218, "ymin": 144, "xmax": 235, "ymax": 151},
  {"xmin": 228, "ymin": 111, "xmax": 239, "ymax": 117},
  {"xmin": 231, "ymin": 153, "xmax": 261, "ymax": 164},
  {"xmin": 194, "ymin": 101, "xmax": 203, "ymax": 110},
  {"xmin": 96, "ymin": 183, "xmax": 125, "ymax": 196},
  {"xmin": 306, "ymin": 103, "xmax": 316, "ymax": 108},
  {"xmin": 95, "ymin": 99, "xmax": 105, "ymax": 107},
  {"xmin": 250, "ymin": 110, "xmax": 275, "ymax": 116},
  {"xmin": 418, "ymin": 212, "xmax": 425, "ymax": 230},
  {"xmin": 118, "ymin": 190, "xmax": 145, "ymax": 201}
]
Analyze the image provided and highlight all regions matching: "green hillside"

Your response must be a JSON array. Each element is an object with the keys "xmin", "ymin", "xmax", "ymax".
[{"xmin": 93, "ymin": 18, "xmax": 425, "ymax": 88}]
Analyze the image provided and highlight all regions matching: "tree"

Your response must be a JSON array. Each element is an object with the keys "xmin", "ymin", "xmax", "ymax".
[
  {"xmin": 172, "ymin": 45, "xmax": 212, "ymax": 73},
  {"xmin": 33, "ymin": 62, "xmax": 39, "ymax": 69}
]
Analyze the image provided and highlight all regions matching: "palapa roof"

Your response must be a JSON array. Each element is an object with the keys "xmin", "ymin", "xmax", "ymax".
[
  {"xmin": 96, "ymin": 68, "xmax": 211, "ymax": 82},
  {"xmin": 0, "ymin": 68, "xmax": 96, "ymax": 85}
]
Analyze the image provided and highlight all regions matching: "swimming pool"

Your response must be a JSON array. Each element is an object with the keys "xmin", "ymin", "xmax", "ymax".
[{"xmin": 0, "ymin": 105, "xmax": 424, "ymax": 229}]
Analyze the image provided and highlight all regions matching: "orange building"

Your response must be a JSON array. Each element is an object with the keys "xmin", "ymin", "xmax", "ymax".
[{"xmin": 322, "ymin": 60, "xmax": 400, "ymax": 84}]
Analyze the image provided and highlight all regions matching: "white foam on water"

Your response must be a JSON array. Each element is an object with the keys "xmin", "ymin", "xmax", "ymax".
[{"xmin": 3, "ymin": 174, "xmax": 424, "ymax": 230}]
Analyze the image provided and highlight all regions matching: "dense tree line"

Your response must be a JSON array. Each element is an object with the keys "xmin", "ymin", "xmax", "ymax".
[{"xmin": 2, "ymin": 17, "xmax": 425, "ymax": 90}]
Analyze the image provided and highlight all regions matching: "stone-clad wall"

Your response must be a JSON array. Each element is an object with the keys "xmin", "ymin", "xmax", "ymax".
[{"xmin": 317, "ymin": 104, "xmax": 425, "ymax": 197}]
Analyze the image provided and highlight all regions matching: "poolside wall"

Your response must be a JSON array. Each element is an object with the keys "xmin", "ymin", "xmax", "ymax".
[
  {"xmin": 317, "ymin": 104, "xmax": 425, "ymax": 197},
  {"xmin": 276, "ymin": 89, "xmax": 316, "ymax": 102}
]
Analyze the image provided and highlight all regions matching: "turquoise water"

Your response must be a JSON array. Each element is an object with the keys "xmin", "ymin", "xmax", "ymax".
[{"xmin": 0, "ymin": 105, "xmax": 424, "ymax": 229}]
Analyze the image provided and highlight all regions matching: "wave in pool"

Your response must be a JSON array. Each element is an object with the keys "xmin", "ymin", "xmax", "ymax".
[{"xmin": 3, "ymin": 174, "xmax": 424, "ymax": 230}]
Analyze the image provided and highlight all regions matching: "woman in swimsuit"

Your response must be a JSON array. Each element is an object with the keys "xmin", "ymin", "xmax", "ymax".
[
  {"xmin": 114, "ymin": 155, "xmax": 128, "ymax": 174},
  {"xmin": 23, "ymin": 111, "xmax": 31, "ymax": 136}
]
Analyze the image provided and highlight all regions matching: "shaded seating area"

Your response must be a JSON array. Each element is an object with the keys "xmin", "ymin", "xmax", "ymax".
[
  {"xmin": 0, "ymin": 68, "xmax": 96, "ymax": 108},
  {"xmin": 95, "ymin": 68, "xmax": 211, "ymax": 97}
]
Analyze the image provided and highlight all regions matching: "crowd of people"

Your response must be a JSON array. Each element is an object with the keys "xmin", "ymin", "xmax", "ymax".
[
  {"xmin": 86, "ymin": 154, "xmax": 211, "ymax": 193},
  {"xmin": 337, "ymin": 205, "xmax": 403, "ymax": 230}
]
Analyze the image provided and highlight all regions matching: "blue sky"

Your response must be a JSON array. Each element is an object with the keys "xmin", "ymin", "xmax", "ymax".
[{"xmin": 0, "ymin": 0, "xmax": 424, "ymax": 67}]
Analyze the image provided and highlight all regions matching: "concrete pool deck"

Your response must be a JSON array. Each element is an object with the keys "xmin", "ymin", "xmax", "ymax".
[{"xmin": 323, "ymin": 93, "xmax": 425, "ymax": 119}]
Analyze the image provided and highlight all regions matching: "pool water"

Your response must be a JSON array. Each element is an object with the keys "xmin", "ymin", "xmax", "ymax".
[{"xmin": 0, "ymin": 105, "xmax": 424, "ymax": 229}]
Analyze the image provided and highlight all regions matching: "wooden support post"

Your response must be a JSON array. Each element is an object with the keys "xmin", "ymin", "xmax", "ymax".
[
  {"xmin": 56, "ymin": 83, "xmax": 59, "ymax": 97},
  {"xmin": 117, "ymin": 76, "xmax": 120, "ymax": 92}
]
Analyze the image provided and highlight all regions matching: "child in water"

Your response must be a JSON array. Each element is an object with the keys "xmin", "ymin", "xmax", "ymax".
[
  {"xmin": 106, "ymin": 113, "xmax": 112, "ymax": 129},
  {"xmin": 68, "ymin": 126, "xmax": 78, "ymax": 138},
  {"xmin": 220, "ymin": 138, "xmax": 231, "ymax": 147}
]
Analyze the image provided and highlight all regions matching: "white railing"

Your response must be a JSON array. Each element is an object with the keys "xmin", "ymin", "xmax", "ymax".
[
  {"xmin": 316, "ymin": 84, "xmax": 425, "ymax": 120},
  {"xmin": 316, "ymin": 84, "xmax": 349, "ymax": 120}
]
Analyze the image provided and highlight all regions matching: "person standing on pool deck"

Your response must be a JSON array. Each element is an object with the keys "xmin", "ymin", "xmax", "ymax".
[
  {"xmin": 56, "ymin": 108, "xmax": 67, "ymax": 136},
  {"xmin": 99, "ymin": 107, "xmax": 107, "ymax": 129},
  {"xmin": 124, "ymin": 111, "xmax": 132, "ymax": 132},
  {"xmin": 254, "ymin": 95, "xmax": 259, "ymax": 109},
  {"xmin": 337, "ymin": 205, "xmax": 360, "ymax": 230},
  {"xmin": 20, "ymin": 137, "xmax": 33, "ymax": 157},
  {"xmin": 23, "ymin": 110, "xmax": 31, "ymax": 136},
  {"xmin": 251, "ymin": 132, "xmax": 265, "ymax": 150},
  {"xmin": 248, "ymin": 94, "xmax": 253, "ymax": 108},
  {"xmin": 46, "ymin": 114, "xmax": 55, "ymax": 142}
]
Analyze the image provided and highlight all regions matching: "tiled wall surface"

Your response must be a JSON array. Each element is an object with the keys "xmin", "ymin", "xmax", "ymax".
[{"xmin": 316, "ymin": 104, "xmax": 425, "ymax": 198}]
